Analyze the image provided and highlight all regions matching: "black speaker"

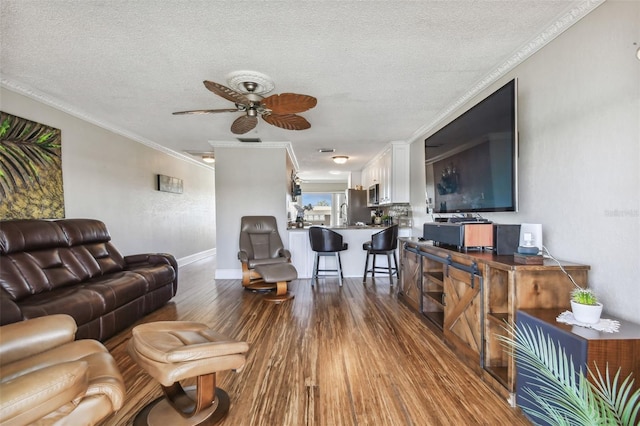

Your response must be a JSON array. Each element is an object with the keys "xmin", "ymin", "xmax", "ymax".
[
  {"xmin": 423, "ymin": 223, "xmax": 464, "ymax": 247},
  {"xmin": 493, "ymin": 224, "xmax": 521, "ymax": 255}
]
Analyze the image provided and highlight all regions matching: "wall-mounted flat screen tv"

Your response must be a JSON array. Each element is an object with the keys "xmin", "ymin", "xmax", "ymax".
[{"xmin": 425, "ymin": 79, "xmax": 518, "ymax": 214}]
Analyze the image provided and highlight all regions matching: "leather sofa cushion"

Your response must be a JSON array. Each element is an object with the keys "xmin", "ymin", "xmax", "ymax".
[
  {"xmin": 58, "ymin": 219, "xmax": 126, "ymax": 275},
  {"xmin": 0, "ymin": 248, "xmax": 87, "ymax": 301},
  {"xmin": 69, "ymin": 242, "xmax": 126, "ymax": 276},
  {"xmin": 56, "ymin": 219, "xmax": 111, "ymax": 246},
  {"xmin": 82, "ymin": 272, "xmax": 149, "ymax": 312},
  {"xmin": 0, "ymin": 220, "xmax": 127, "ymax": 301},
  {"xmin": 127, "ymin": 264, "xmax": 176, "ymax": 292},
  {"xmin": 18, "ymin": 270, "xmax": 152, "ymax": 324},
  {"xmin": 18, "ymin": 286, "xmax": 108, "ymax": 325},
  {"xmin": 0, "ymin": 220, "xmax": 68, "ymax": 255}
]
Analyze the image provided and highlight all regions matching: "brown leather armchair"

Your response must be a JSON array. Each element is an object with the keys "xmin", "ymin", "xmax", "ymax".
[
  {"xmin": 0, "ymin": 314, "xmax": 125, "ymax": 426},
  {"xmin": 238, "ymin": 216, "xmax": 291, "ymax": 290}
]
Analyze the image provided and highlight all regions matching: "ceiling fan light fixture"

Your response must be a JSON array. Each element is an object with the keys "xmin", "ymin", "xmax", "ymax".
[
  {"xmin": 226, "ymin": 70, "xmax": 274, "ymax": 95},
  {"xmin": 332, "ymin": 156, "xmax": 349, "ymax": 164},
  {"xmin": 202, "ymin": 155, "xmax": 215, "ymax": 164}
]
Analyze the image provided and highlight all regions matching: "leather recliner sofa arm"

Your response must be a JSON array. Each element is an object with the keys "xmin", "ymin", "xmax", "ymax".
[
  {"xmin": 0, "ymin": 289, "xmax": 22, "ymax": 326},
  {"xmin": 0, "ymin": 314, "xmax": 126, "ymax": 425},
  {"xmin": 0, "ymin": 315, "xmax": 77, "ymax": 363},
  {"xmin": 124, "ymin": 253, "xmax": 177, "ymax": 269},
  {"xmin": 0, "ymin": 361, "xmax": 89, "ymax": 425},
  {"xmin": 124, "ymin": 252, "xmax": 179, "ymax": 293}
]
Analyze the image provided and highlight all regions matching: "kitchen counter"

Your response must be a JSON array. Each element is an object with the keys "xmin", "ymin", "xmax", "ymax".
[
  {"xmin": 287, "ymin": 224, "xmax": 392, "ymax": 231},
  {"xmin": 287, "ymin": 226, "xmax": 412, "ymax": 278}
]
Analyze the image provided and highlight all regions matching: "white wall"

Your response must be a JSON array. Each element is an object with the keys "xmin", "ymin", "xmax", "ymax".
[
  {"xmin": 214, "ymin": 146, "xmax": 289, "ymax": 278},
  {"xmin": 410, "ymin": 1, "xmax": 639, "ymax": 322},
  {"xmin": 1, "ymin": 88, "xmax": 216, "ymax": 263}
]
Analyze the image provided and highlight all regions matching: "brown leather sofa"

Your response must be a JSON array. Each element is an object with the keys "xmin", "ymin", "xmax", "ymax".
[
  {"xmin": 0, "ymin": 314, "xmax": 125, "ymax": 425},
  {"xmin": 0, "ymin": 218, "xmax": 178, "ymax": 341}
]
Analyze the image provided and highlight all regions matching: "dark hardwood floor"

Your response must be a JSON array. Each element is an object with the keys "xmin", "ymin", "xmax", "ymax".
[{"xmin": 100, "ymin": 257, "xmax": 530, "ymax": 425}]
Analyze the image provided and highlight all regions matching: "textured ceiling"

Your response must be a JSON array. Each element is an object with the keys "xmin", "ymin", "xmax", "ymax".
[{"xmin": 0, "ymin": 0, "xmax": 601, "ymax": 182}]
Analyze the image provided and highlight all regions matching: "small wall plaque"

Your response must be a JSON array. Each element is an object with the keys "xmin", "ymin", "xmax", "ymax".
[{"xmin": 157, "ymin": 174, "xmax": 183, "ymax": 194}]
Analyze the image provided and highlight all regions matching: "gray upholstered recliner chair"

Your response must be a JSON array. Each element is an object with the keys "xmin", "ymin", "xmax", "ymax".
[
  {"xmin": 238, "ymin": 216, "xmax": 291, "ymax": 290},
  {"xmin": 0, "ymin": 314, "xmax": 125, "ymax": 426}
]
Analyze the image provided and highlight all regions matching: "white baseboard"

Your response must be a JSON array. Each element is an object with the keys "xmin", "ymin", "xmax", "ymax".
[
  {"xmin": 177, "ymin": 248, "xmax": 216, "ymax": 267},
  {"xmin": 215, "ymin": 268, "xmax": 242, "ymax": 280}
]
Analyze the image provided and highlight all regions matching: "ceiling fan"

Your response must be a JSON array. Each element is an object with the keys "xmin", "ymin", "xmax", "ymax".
[{"xmin": 173, "ymin": 79, "xmax": 317, "ymax": 135}]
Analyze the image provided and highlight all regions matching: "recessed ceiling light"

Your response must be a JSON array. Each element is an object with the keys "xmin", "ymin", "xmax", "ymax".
[{"xmin": 329, "ymin": 170, "xmax": 342, "ymax": 175}]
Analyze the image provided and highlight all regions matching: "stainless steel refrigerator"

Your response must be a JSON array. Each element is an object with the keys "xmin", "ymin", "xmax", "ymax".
[{"xmin": 345, "ymin": 189, "xmax": 371, "ymax": 225}]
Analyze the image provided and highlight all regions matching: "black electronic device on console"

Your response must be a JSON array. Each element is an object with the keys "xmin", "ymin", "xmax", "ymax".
[{"xmin": 447, "ymin": 217, "xmax": 491, "ymax": 224}]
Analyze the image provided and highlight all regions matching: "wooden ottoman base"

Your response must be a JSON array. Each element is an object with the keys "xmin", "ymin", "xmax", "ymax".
[
  {"xmin": 133, "ymin": 386, "xmax": 229, "ymax": 426},
  {"xmin": 254, "ymin": 263, "xmax": 298, "ymax": 303}
]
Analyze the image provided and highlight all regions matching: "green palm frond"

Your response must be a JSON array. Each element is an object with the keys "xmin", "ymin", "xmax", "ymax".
[
  {"xmin": 498, "ymin": 322, "xmax": 640, "ymax": 426},
  {"xmin": 0, "ymin": 112, "xmax": 61, "ymax": 199},
  {"xmin": 590, "ymin": 366, "xmax": 640, "ymax": 425}
]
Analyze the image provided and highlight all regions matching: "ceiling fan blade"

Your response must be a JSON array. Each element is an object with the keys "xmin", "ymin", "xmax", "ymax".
[
  {"xmin": 203, "ymin": 80, "xmax": 251, "ymax": 106},
  {"xmin": 173, "ymin": 108, "xmax": 239, "ymax": 115},
  {"xmin": 263, "ymin": 113, "xmax": 311, "ymax": 131},
  {"xmin": 261, "ymin": 93, "xmax": 317, "ymax": 114},
  {"xmin": 231, "ymin": 115, "xmax": 258, "ymax": 134}
]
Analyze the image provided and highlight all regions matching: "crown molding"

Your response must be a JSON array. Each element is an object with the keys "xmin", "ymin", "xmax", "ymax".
[
  {"xmin": 407, "ymin": 0, "xmax": 605, "ymax": 145},
  {"xmin": 208, "ymin": 140, "xmax": 300, "ymax": 171},
  {"xmin": 0, "ymin": 78, "xmax": 213, "ymax": 170}
]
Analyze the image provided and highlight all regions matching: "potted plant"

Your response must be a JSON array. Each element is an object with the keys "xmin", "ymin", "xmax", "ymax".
[
  {"xmin": 571, "ymin": 288, "xmax": 603, "ymax": 324},
  {"xmin": 500, "ymin": 322, "xmax": 640, "ymax": 425}
]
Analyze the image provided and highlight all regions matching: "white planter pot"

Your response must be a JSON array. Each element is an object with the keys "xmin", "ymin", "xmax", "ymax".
[{"xmin": 571, "ymin": 301, "xmax": 603, "ymax": 324}]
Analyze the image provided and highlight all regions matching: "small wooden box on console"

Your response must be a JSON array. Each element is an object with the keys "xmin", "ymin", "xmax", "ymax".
[{"xmin": 423, "ymin": 222, "xmax": 494, "ymax": 249}]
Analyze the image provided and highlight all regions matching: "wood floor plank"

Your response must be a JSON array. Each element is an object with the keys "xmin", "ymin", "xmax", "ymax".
[{"xmin": 100, "ymin": 257, "xmax": 530, "ymax": 425}]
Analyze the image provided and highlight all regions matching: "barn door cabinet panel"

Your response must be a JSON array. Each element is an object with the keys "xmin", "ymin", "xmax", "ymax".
[
  {"xmin": 397, "ymin": 237, "xmax": 590, "ymax": 400},
  {"xmin": 399, "ymin": 242, "xmax": 421, "ymax": 312},
  {"xmin": 443, "ymin": 254, "xmax": 483, "ymax": 366}
]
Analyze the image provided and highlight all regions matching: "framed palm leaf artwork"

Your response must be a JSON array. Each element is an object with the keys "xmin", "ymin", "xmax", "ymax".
[{"xmin": 0, "ymin": 112, "xmax": 64, "ymax": 219}]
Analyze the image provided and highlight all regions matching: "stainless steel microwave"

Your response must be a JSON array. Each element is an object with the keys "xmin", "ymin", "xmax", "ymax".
[{"xmin": 368, "ymin": 184, "xmax": 379, "ymax": 206}]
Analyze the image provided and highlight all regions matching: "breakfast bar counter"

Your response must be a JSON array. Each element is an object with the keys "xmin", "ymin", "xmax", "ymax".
[{"xmin": 287, "ymin": 226, "xmax": 411, "ymax": 279}]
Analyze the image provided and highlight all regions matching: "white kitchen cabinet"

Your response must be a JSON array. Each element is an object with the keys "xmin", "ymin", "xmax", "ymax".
[
  {"xmin": 364, "ymin": 142, "xmax": 409, "ymax": 205},
  {"xmin": 361, "ymin": 141, "xmax": 409, "ymax": 205}
]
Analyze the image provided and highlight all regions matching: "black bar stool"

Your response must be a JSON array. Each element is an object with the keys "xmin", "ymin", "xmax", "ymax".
[
  {"xmin": 308, "ymin": 226, "xmax": 348, "ymax": 286},
  {"xmin": 362, "ymin": 225, "xmax": 399, "ymax": 283}
]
